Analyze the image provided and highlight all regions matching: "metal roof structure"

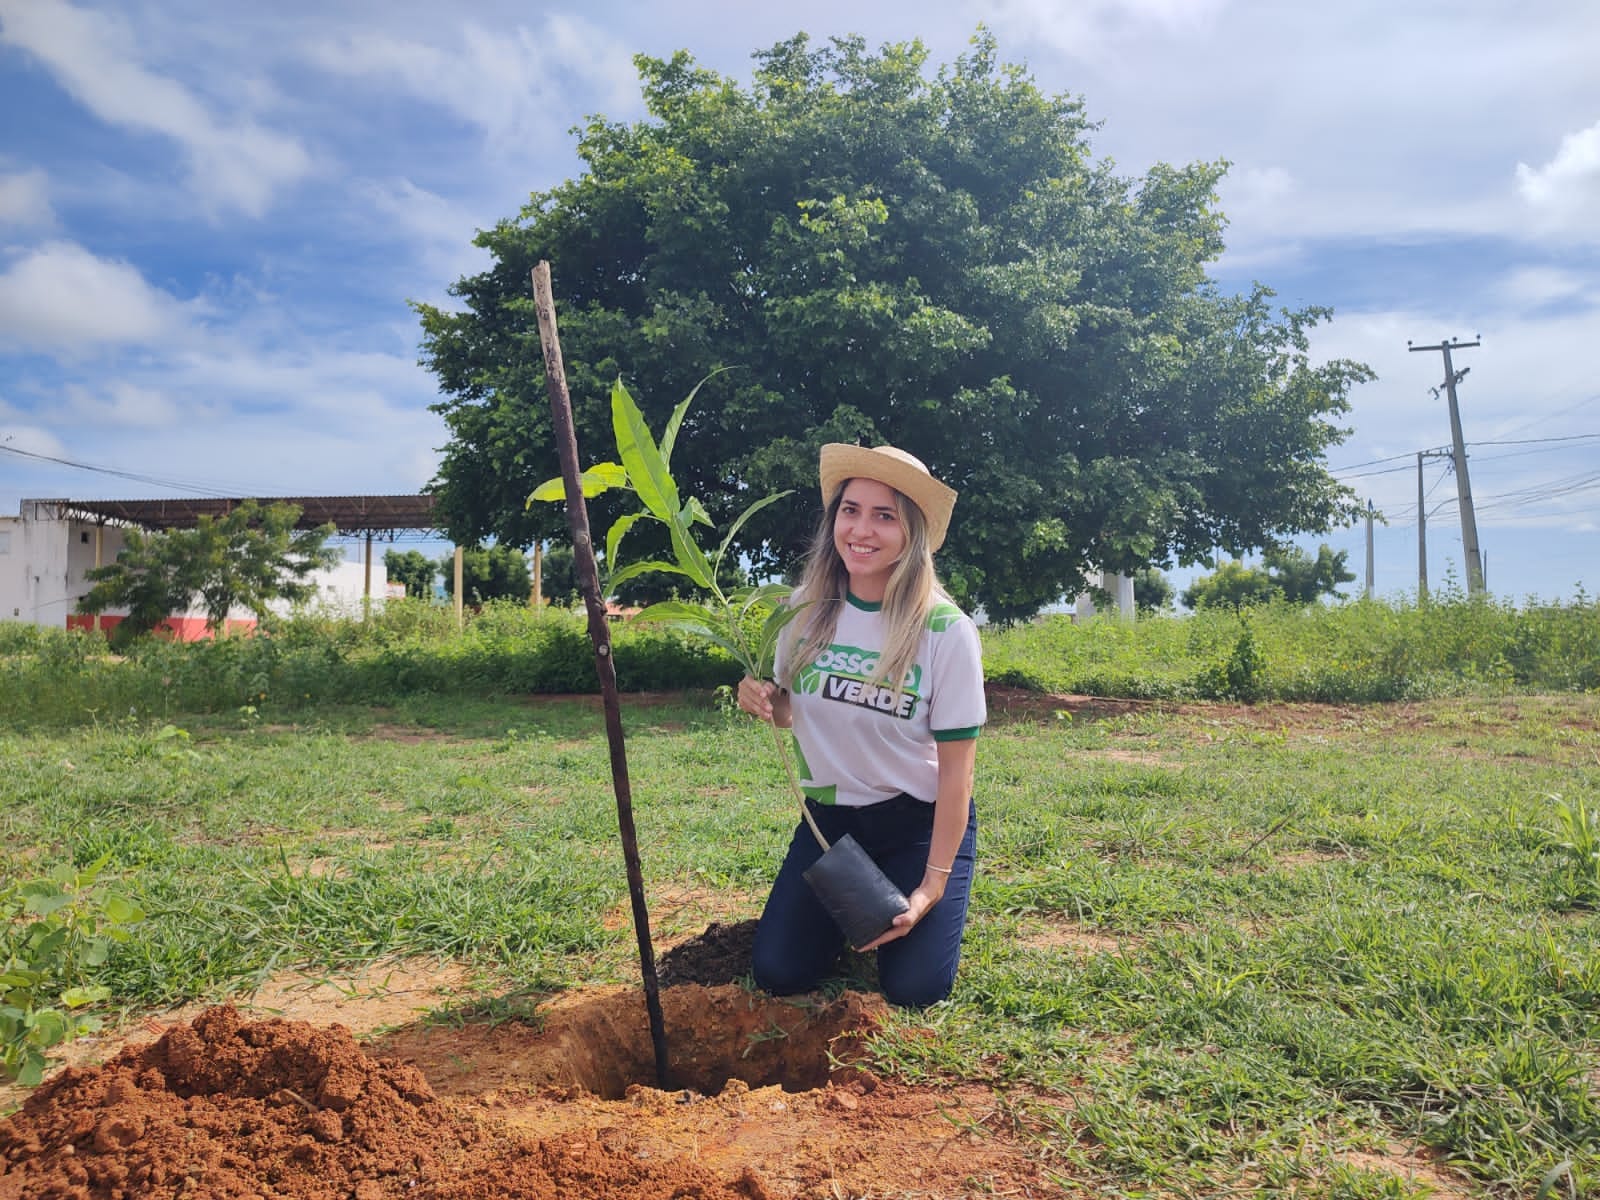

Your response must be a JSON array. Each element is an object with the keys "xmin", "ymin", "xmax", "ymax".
[{"xmin": 44, "ymin": 495, "xmax": 439, "ymax": 535}]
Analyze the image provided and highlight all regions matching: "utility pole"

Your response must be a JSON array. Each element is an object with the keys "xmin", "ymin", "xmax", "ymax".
[
  {"xmin": 1364, "ymin": 499, "xmax": 1375, "ymax": 599},
  {"xmin": 1417, "ymin": 452, "xmax": 1427, "ymax": 602},
  {"xmin": 1416, "ymin": 446, "xmax": 1449, "ymax": 602},
  {"xmin": 1408, "ymin": 338, "xmax": 1484, "ymax": 594}
]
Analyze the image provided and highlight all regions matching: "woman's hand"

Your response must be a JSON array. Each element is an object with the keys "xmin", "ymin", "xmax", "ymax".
[
  {"xmin": 737, "ymin": 675, "xmax": 784, "ymax": 723},
  {"xmin": 857, "ymin": 873, "xmax": 946, "ymax": 951}
]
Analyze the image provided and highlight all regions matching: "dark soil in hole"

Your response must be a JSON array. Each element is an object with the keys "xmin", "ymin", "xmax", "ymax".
[{"xmin": 657, "ymin": 918, "xmax": 758, "ymax": 987}]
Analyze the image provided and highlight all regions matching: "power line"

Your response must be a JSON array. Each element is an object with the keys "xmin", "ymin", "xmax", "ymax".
[
  {"xmin": 1329, "ymin": 450, "xmax": 1420, "ymax": 474},
  {"xmin": 1474, "ymin": 432, "xmax": 1600, "ymax": 448},
  {"xmin": 0, "ymin": 442, "xmax": 237, "ymax": 498},
  {"xmin": 1337, "ymin": 463, "xmax": 1420, "ymax": 481},
  {"xmin": 1332, "ymin": 434, "xmax": 1597, "ymax": 481}
]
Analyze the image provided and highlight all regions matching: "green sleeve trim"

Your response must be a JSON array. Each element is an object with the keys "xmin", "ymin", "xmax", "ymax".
[{"xmin": 932, "ymin": 726, "xmax": 981, "ymax": 742}]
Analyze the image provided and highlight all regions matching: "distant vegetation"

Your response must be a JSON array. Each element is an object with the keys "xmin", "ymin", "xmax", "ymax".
[{"xmin": 3, "ymin": 587, "xmax": 1597, "ymax": 728}]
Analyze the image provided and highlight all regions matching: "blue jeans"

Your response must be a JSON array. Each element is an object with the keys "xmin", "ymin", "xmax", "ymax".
[{"xmin": 752, "ymin": 794, "xmax": 978, "ymax": 1008}]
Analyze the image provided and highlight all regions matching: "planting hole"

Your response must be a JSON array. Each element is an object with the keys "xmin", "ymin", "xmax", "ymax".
[{"xmin": 374, "ymin": 983, "xmax": 886, "ymax": 1101}]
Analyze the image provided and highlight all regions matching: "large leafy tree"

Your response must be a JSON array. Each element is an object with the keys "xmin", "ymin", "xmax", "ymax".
[
  {"xmin": 417, "ymin": 31, "xmax": 1371, "ymax": 622},
  {"xmin": 79, "ymin": 501, "xmax": 340, "ymax": 641}
]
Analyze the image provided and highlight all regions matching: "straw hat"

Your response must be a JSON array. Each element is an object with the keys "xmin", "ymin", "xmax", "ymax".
[{"xmin": 818, "ymin": 443, "xmax": 958, "ymax": 551}]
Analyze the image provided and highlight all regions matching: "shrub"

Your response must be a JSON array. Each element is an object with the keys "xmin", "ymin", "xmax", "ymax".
[{"xmin": 1, "ymin": 856, "xmax": 144, "ymax": 1085}]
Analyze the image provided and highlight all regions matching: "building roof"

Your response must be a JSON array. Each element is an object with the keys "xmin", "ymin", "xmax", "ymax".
[{"xmin": 43, "ymin": 495, "xmax": 439, "ymax": 534}]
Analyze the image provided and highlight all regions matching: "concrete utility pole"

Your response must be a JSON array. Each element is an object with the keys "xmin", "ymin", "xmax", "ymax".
[
  {"xmin": 1415, "ymin": 447, "xmax": 1449, "ymax": 602},
  {"xmin": 1408, "ymin": 338, "xmax": 1484, "ymax": 594},
  {"xmin": 1417, "ymin": 452, "xmax": 1427, "ymax": 601},
  {"xmin": 1364, "ymin": 500, "xmax": 1375, "ymax": 598}
]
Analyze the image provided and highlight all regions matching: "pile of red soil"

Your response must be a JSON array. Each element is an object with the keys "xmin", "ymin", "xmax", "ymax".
[{"xmin": 0, "ymin": 1004, "xmax": 769, "ymax": 1200}]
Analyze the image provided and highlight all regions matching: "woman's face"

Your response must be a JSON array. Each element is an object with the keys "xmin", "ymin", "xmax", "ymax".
[{"xmin": 832, "ymin": 478, "xmax": 906, "ymax": 601}]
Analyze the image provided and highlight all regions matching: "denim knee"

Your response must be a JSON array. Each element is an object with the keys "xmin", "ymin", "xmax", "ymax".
[
  {"xmin": 879, "ymin": 960, "xmax": 957, "ymax": 1008},
  {"xmin": 751, "ymin": 942, "xmax": 821, "ymax": 996}
]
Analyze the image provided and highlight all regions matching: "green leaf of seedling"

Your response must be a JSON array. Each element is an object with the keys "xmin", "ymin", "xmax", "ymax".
[
  {"xmin": 528, "ymin": 462, "xmax": 628, "ymax": 505},
  {"xmin": 633, "ymin": 600, "xmax": 722, "ymax": 626},
  {"xmin": 715, "ymin": 491, "xmax": 793, "ymax": 574},
  {"xmin": 605, "ymin": 512, "xmax": 648, "ymax": 581},
  {"xmin": 668, "ymin": 521, "xmax": 716, "ymax": 591},
  {"xmin": 632, "ymin": 601, "xmax": 753, "ymax": 673},
  {"xmin": 612, "ymin": 379, "xmax": 679, "ymax": 522},
  {"xmin": 756, "ymin": 601, "xmax": 809, "ymax": 676},
  {"xmin": 528, "ymin": 475, "xmax": 567, "ymax": 503},
  {"xmin": 584, "ymin": 463, "xmax": 629, "ymax": 494},
  {"xmin": 732, "ymin": 582, "xmax": 794, "ymax": 617},
  {"xmin": 607, "ymin": 559, "xmax": 700, "ymax": 589},
  {"xmin": 661, "ymin": 367, "xmax": 735, "ymax": 468},
  {"xmin": 683, "ymin": 496, "xmax": 713, "ymax": 528}
]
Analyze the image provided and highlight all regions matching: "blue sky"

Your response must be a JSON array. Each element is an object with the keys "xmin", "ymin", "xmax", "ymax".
[{"xmin": 2, "ymin": 0, "xmax": 1597, "ymax": 606}]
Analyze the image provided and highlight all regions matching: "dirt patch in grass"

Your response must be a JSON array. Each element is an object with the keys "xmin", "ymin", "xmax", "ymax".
[
  {"xmin": 1014, "ymin": 917, "xmax": 1133, "ymax": 957},
  {"xmin": 513, "ymin": 692, "xmax": 691, "ymax": 710},
  {"xmin": 0, "ymin": 964, "xmax": 1066, "ymax": 1199},
  {"xmin": 984, "ymin": 685, "xmax": 1159, "ymax": 727},
  {"xmin": 1334, "ymin": 1145, "xmax": 1475, "ymax": 1199},
  {"xmin": 359, "ymin": 724, "xmax": 461, "ymax": 745}
]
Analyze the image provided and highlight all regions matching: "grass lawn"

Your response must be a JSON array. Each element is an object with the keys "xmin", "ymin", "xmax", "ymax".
[{"xmin": 4, "ymin": 689, "xmax": 1598, "ymax": 1196}]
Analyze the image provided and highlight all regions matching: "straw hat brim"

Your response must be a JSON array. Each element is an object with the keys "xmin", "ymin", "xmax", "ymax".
[{"xmin": 818, "ymin": 444, "xmax": 957, "ymax": 551}]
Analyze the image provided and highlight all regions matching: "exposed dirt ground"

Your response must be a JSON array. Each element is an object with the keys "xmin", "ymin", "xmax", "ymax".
[{"xmin": 0, "ymin": 923, "xmax": 1069, "ymax": 1199}]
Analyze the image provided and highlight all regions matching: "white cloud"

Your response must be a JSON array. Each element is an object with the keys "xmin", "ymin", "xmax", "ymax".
[
  {"xmin": 0, "ymin": 0, "xmax": 310, "ymax": 217},
  {"xmin": 307, "ymin": 14, "xmax": 638, "ymax": 154},
  {"xmin": 61, "ymin": 381, "xmax": 180, "ymax": 428},
  {"xmin": 1498, "ymin": 266, "xmax": 1595, "ymax": 309},
  {"xmin": 0, "ymin": 169, "xmax": 54, "ymax": 228},
  {"xmin": 987, "ymin": 0, "xmax": 1230, "ymax": 59},
  {"xmin": 0, "ymin": 241, "xmax": 192, "ymax": 350},
  {"xmin": 360, "ymin": 178, "xmax": 494, "ymax": 286},
  {"xmin": 1516, "ymin": 119, "xmax": 1600, "ymax": 238}
]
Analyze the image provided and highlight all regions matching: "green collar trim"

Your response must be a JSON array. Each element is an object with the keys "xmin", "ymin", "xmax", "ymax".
[{"xmin": 845, "ymin": 591, "xmax": 882, "ymax": 612}]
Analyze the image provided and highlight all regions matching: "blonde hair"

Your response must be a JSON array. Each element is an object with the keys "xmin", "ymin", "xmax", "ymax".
[{"xmin": 782, "ymin": 481, "xmax": 948, "ymax": 697}]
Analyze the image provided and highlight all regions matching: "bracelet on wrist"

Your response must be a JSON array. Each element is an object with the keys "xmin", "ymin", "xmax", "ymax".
[{"xmin": 926, "ymin": 863, "xmax": 953, "ymax": 876}]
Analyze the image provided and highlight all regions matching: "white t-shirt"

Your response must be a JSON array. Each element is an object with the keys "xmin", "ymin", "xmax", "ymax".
[{"xmin": 776, "ymin": 592, "xmax": 986, "ymax": 808}]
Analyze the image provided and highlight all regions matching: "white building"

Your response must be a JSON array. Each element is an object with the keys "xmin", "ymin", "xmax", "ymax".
[{"xmin": 0, "ymin": 498, "xmax": 405, "ymax": 638}]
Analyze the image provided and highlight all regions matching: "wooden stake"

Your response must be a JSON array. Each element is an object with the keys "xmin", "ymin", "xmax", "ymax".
[{"xmin": 531, "ymin": 260, "xmax": 670, "ymax": 1089}]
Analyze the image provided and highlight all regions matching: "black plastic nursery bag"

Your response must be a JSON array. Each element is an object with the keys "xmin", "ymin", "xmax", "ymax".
[{"xmin": 802, "ymin": 833, "xmax": 910, "ymax": 949}]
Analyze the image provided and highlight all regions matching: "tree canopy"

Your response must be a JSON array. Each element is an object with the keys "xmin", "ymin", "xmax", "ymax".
[
  {"xmin": 78, "ymin": 501, "xmax": 340, "ymax": 644},
  {"xmin": 417, "ymin": 30, "xmax": 1372, "ymax": 622},
  {"xmin": 439, "ymin": 545, "xmax": 532, "ymax": 605},
  {"xmin": 384, "ymin": 550, "xmax": 436, "ymax": 600},
  {"xmin": 1181, "ymin": 543, "xmax": 1356, "ymax": 610}
]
